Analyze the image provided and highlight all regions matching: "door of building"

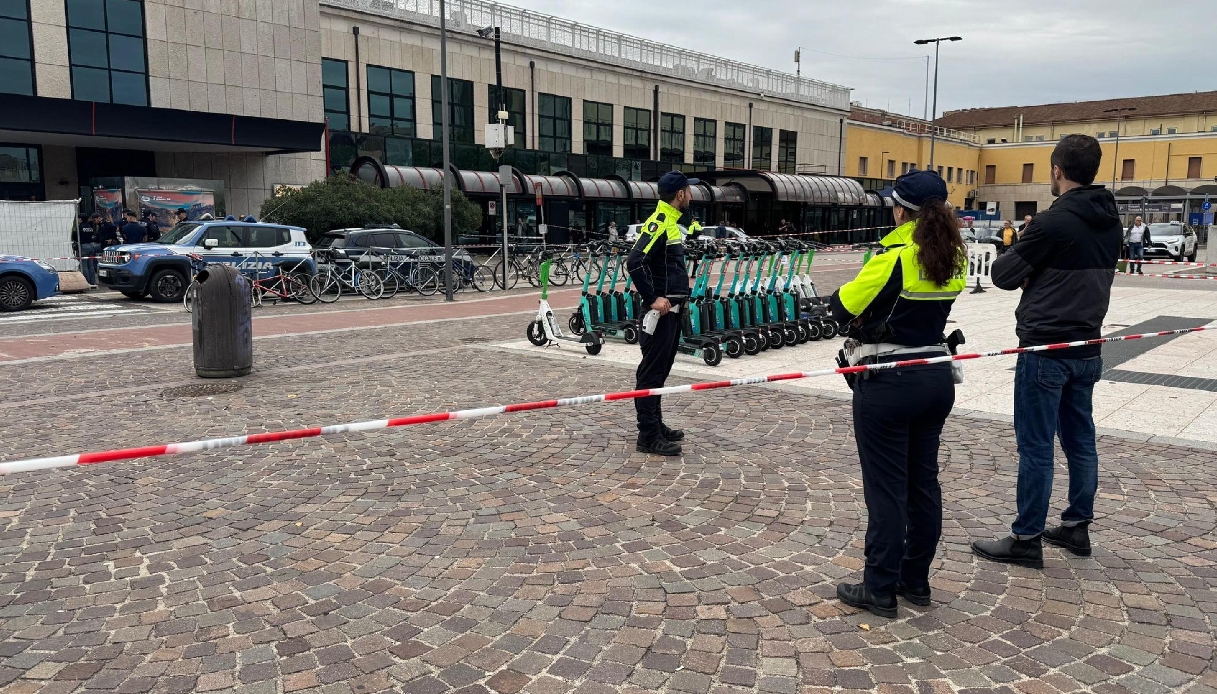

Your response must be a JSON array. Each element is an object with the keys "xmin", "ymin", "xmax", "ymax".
[{"xmin": 1014, "ymin": 201, "xmax": 1038, "ymax": 220}]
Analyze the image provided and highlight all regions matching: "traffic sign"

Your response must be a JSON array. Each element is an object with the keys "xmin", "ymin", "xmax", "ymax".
[
  {"xmin": 488, "ymin": 200, "xmax": 497, "ymax": 216},
  {"xmin": 1203, "ymin": 200, "xmax": 1211, "ymax": 211},
  {"xmin": 534, "ymin": 182, "xmax": 543, "ymax": 207}
]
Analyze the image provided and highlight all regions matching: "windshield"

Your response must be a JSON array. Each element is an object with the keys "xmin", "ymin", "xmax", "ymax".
[
  {"xmin": 1149, "ymin": 224, "xmax": 1184, "ymax": 237},
  {"xmin": 314, "ymin": 234, "xmax": 345, "ymax": 248},
  {"xmin": 157, "ymin": 223, "xmax": 202, "ymax": 245}
]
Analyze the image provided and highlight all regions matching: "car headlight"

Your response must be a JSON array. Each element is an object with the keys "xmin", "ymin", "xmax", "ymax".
[
  {"xmin": 116, "ymin": 251, "xmax": 133, "ymax": 264},
  {"xmin": 37, "ymin": 262, "xmax": 56, "ymax": 273}
]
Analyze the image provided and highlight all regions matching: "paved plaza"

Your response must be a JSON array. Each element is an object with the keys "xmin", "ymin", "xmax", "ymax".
[{"xmin": 0, "ymin": 261, "xmax": 1215, "ymax": 694}]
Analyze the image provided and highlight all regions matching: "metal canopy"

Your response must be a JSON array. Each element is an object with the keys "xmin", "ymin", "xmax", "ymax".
[
  {"xmin": 629, "ymin": 181, "xmax": 660, "ymax": 200},
  {"xmin": 524, "ymin": 174, "xmax": 578, "ymax": 198},
  {"xmin": 579, "ymin": 178, "xmax": 629, "ymax": 199}
]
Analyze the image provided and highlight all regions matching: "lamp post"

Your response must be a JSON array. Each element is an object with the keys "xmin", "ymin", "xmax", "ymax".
[
  {"xmin": 1104, "ymin": 106, "xmax": 1137, "ymax": 191},
  {"xmin": 439, "ymin": 0, "xmax": 453, "ymax": 301},
  {"xmin": 478, "ymin": 25, "xmax": 511, "ymax": 290},
  {"xmin": 913, "ymin": 36, "xmax": 962, "ymax": 169}
]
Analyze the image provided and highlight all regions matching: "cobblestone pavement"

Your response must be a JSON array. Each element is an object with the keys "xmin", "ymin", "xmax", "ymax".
[{"xmin": 0, "ymin": 305, "xmax": 1215, "ymax": 694}]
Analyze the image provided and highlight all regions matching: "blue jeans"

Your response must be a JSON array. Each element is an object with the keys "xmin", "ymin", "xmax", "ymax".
[
  {"xmin": 1012, "ymin": 353, "xmax": 1102, "ymax": 538},
  {"xmin": 1128, "ymin": 242, "xmax": 1144, "ymax": 272},
  {"xmin": 78, "ymin": 242, "xmax": 100, "ymax": 285}
]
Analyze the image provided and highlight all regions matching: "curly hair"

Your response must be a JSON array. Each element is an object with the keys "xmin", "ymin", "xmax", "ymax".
[{"xmin": 910, "ymin": 198, "xmax": 967, "ymax": 286}]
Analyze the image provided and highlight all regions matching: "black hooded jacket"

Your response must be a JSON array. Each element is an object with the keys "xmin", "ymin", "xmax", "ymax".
[{"xmin": 990, "ymin": 185, "xmax": 1122, "ymax": 359}]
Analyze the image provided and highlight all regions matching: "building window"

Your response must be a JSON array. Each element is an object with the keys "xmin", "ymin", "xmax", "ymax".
[
  {"xmin": 936, "ymin": 165, "xmax": 944, "ymax": 177},
  {"xmin": 723, "ymin": 122, "xmax": 745, "ymax": 168},
  {"xmin": 1188, "ymin": 156, "xmax": 1202, "ymax": 179},
  {"xmin": 321, "ymin": 59, "xmax": 350, "ymax": 131},
  {"xmin": 0, "ymin": 0, "xmax": 34, "ymax": 96},
  {"xmin": 538, "ymin": 93, "xmax": 572, "ymax": 153},
  {"xmin": 1121, "ymin": 159, "xmax": 1135, "ymax": 181},
  {"xmin": 948, "ymin": 167, "xmax": 955, "ymax": 182},
  {"xmin": 367, "ymin": 65, "xmax": 415, "ymax": 137},
  {"xmin": 430, "ymin": 76, "xmax": 474, "ymax": 144},
  {"xmin": 693, "ymin": 118, "xmax": 716, "ymax": 166},
  {"xmin": 1109, "ymin": 131, "xmax": 1118, "ymax": 137},
  {"xmin": 1150, "ymin": 128, "xmax": 1161, "ymax": 136},
  {"xmin": 777, "ymin": 130, "xmax": 797, "ymax": 174},
  {"xmin": 901, "ymin": 162, "xmax": 911, "ymax": 175},
  {"xmin": 986, "ymin": 138, "xmax": 996, "ymax": 144},
  {"xmin": 1022, "ymin": 163, "xmax": 1034, "ymax": 183},
  {"xmin": 623, "ymin": 107, "xmax": 651, "ymax": 160},
  {"xmin": 858, "ymin": 157, "xmax": 869, "ymax": 176},
  {"xmin": 0, "ymin": 145, "xmax": 40, "ymax": 182},
  {"xmin": 751, "ymin": 126, "xmax": 772, "ymax": 170},
  {"xmin": 488, "ymin": 85, "xmax": 526, "ymax": 149},
  {"xmin": 583, "ymin": 100, "xmax": 612, "ymax": 157},
  {"xmin": 984, "ymin": 165, "xmax": 996, "ymax": 185},
  {"xmin": 1035, "ymin": 135, "xmax": 1045, "ymax": 142},
  {"xmin": 660, "ymin": 113, "xmax": 685, "ymax": 163},
  {"xmin": 886, "ymin": 159, "xmax": 896, "ymax": 179},
  {"xmin": 1167, "ymin": 127, "xmax": 1178, "ymax": 135},
  {"xmin": 66, "ymin": 0, "xmax": 148, "ymax": 105}
]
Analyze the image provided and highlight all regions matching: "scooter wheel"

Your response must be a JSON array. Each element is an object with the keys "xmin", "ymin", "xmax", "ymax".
[
  {"xmin": 526, "ymin": 321, "xmax": 548, "ymax": 346},
  {"xmin": 795, "ymin": 324, "xmax": 809, "ymax": 344},
  {"xmin": 623, "ymin": 323, "xmax": 640, "ymax": 344},
  {"xmin": 782, "ymin": 326, "xmax": 799, "ymax": 347},
  {"xmin": 805, "ymin": 322, "xmax": 823, "ymax": 341},
  {"xmin": 585, "ymin": 343, "xmax": 602, "ymax": 356},
  {"xmin": 822, "ymin": 320, "xmax": 839, "ymax": 339},
  {"xmin": 569, "ymin": 312, "xmax": 586, "ymax": 335},
  {"xmin": 756, "ymin": 330, "xmax": 769, "ymax": 350},
  {"xmin": 767, "ymin": 327, "xmax": 784, "ymax": 349},
  {"xmin": 742, "ymin": 334, "xmax": 760, "ymax": 355},
  {"xmin": 724, "ymin": 336, "xmax": 743, "ymax": 358},
  {"xmin": 702, "ymin": 343, "xmax": 723, "ymax": 367}
]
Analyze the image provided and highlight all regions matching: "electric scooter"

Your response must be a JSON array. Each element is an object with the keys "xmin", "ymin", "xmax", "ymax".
[
  {"xmin": 687, "ymin": 243, "xmax": 758, "ymax": 357},
  {"xmin": 527, "ymin": 259, "xmax": 604, "ymax": 354},
  {"xmin": 569, "ymin": 243, "xmax": 640, "ymax": 344}
]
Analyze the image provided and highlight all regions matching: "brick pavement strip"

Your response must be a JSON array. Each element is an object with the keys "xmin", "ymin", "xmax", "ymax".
[{"xmin": 0, "ymin": 311, "xmax": 1215, "ymax": 693}]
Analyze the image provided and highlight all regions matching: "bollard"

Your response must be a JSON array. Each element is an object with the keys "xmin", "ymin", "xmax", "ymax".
[{"xmin": 192, "ymin": 264, "xmax": 253, "ymax": 378}]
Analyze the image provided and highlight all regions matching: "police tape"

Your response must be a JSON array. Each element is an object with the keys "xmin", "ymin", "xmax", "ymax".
[
  {"xmin": 1, "ymin": 325, "xmax": 1209, "ymax": 476},
  {"xmin": 1120, "ymin": 273, "xmax": 1217, "ymax": 281},
  {"xmin": 1121, "ymin": 258, "xmax": 1215, "ymax": 268}
]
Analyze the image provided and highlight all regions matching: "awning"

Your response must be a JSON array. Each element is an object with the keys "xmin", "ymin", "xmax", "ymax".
[
  {"xmin": 352, "ymin": 160, "xmax": 448, "ymax": 190},
  {"xmin": 629, "ymin": 181, "xmax": 660, "ymax": 200},
  {"xmin": 524, "ymin": 174, "xmax": 578, "ymax": 198},
  {"xmin": 459, "ymin": 170, "xmax": 501, "ymax": 195},
  {"xmin": 864, "ymin": 193, "xmax": 884, "ymax": 207},
  {"xmin": 579, "ymin": 178, "xmax": 628, "ymax": 199},
  {"xmin": 689, "ymin": 183, "xmax": 712, "ymax": 203},
  {"xmin": 713, "ymin": 184, "xmax": 747, "ymax": 204}
]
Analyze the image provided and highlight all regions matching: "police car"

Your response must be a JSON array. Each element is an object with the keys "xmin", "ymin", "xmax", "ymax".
[
  {"xmin": 0, "ymin": 256, "xmax": 60, "ymax": 312},
  {"xmin": 97, "ymin": 220, "xmax": 314, "ymax": 302}
]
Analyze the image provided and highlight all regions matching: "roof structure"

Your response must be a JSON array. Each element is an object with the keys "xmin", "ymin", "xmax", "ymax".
[{"xmin": 937, "ymin": 91, "xmax": 1217, "ymax": 130}]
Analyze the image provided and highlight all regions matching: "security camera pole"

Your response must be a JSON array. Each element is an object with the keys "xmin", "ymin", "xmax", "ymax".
[
  {"xmin": 913, "ymin": 36, "xmax": 962, "ymax": 169},
  {"xmin": 479, "ymin": 25, "xmax": 512, "ymax": 290},
  {"xmin": 440, "ymin": 0, "xmax": 453, "ymax": 301}
]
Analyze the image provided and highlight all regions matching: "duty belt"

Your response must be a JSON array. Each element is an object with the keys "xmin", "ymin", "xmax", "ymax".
[{"xmin": 843, "ymin": 341, "xmax": 949, "ymax": 367}]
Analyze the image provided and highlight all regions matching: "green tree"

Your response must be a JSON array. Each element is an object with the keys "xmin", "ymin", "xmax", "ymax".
[{"xmin": 260, "ymin": 173, "xmax": 482, "ymax": 243}]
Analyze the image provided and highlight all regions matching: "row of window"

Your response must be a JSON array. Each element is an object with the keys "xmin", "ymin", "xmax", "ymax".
[
  {"xmin": 988, "ymin": 125, "xmax": 1217, "ymax": 145},
  {"xmin": 323, "ymin": 58, "xmax": 797, "ymax": 169},
  {"xmin": 0, "ymin": 0, "xmax": 150, "ymax": 105},
  {"xmin": 859, "ymin": 158, "xmax": 977, "ymax": 185}
]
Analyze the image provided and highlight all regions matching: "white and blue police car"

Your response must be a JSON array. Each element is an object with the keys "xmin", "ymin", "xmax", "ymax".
[
  {"xmin": 0, "ymin": 256, "xmax": 60, "ymax": 312},
  {"xmin": 98, "ymin": 219, "xmax": 314, "ymax": 302}
]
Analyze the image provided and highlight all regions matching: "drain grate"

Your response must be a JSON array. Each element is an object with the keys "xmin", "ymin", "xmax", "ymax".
[{"xmin": 162, "ymin": 382, "xmax": 245, "ymax": 398}]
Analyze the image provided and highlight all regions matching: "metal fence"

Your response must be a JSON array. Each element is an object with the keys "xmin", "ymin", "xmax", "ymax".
[
  {"xmin": 0, "ymin": 200, "xmax": 79, "ymax": 271},
  {"xmin": 322, "ymin": 0, "xmax": 852, "ymax": 112}
]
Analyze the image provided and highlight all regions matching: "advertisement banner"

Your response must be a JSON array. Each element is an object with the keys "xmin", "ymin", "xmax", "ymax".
[
  {"xmin": 93, "ymin": 189, "xmax": 124, "ymax": 225},
  {"xmin": 135, "ymin": 190, "xmax": 216, "ymax": 221}
]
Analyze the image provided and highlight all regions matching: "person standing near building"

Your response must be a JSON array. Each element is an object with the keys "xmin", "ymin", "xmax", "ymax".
[
  {"xmin": 96, "ymin": 212, "xmax": 120, "ymax": 248},
  {"xmin": 827, "ymin": 169, "xmax": 966, "ymax": 618},
  {"xmin": 75, "ymin": 214, "xmax": 100, "ymax": 286},
  {"xmin": 1000, "ymin": 220, "xmax": 1016, "ymax": 253},
  {"xmin": 626, "ymin": 171, "xmax": 698, "ymax": 457},
  {"xmin": 1126, "ymin": 215, "xmax": 1149, "ymax": 274},
  {"xmin": 120, "ymin": 210, "xmax": 146, "ymax": 245},
  {"xmin": 144, "ymin": 211, "xmax": 161, "ymax": 242},
  {"xmin": 607, "ymin": 220, "xmax": 619, "ymax": 243},
  {"xmin": 972, "ymin": 135, "xmax": 1122, "ymax": 568}
]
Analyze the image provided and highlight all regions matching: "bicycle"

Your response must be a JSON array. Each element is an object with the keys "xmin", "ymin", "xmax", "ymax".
[
  {"xmin": 367, "ymin": 247, "xmax": 440, "ymax": 298},
  {"xmin": 310, "ymin": 248, "xmax": 384, "ymax": 301},
  {"xmin": 243, "ymin": 253, "xmax": 317, "ymax": 307}
]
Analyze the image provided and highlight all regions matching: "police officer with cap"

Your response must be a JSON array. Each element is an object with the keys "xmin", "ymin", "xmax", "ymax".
[
  {"xmin": 828, "ymin": 169, "xmax": 967, "ymax": 618},
  {"xmin": 626, "ymin": 170, "xmax": 699, "ymax": 456}
]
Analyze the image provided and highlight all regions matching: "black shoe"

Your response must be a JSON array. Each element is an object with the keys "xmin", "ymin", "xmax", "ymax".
[
  {"xmin": 895, "ymin": 583, "xmax": 932, "ymax": 607},
  {"xmin": 1043, "ymin": 523, "xmax": 1091, "ymax": 557},
  {"xmin": 660, "ymin": 424, "xmax": 684, "ymax": 442},
  {"xmin": 971, "ymin": 535, "xmax": 1044, "ymax": 569},
  {"xmin": 836, "ymin": 583, "xmax": 897, "ymax": 618},
  {"xmin": 636, "ymin": 438, "xmax": 682, "ymax": 456}
]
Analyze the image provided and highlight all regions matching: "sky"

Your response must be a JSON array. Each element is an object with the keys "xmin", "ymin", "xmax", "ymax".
[{"xmin": 497, "ymin": 0, "xmax": 1209, "ymax": 118}]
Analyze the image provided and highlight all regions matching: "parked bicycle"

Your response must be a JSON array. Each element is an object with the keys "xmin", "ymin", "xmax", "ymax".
[
  {"xmin": 365, "ymin": 247, "xmax": 440, "ymax": 298},
  {"xmin": 310, "ymin": 248, "xmax": 384, "ymax": 301},
  {"xmin": 240, "ymin": 253, "xmax": 316, "ymax": 307}
]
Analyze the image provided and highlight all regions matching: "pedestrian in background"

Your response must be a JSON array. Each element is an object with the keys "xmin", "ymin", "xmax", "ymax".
[
  {"xmin": 1126, "ymin": 215, "xmax": 1149, "ymax": 274},
  {"xmin": 120, "ymin": 210, "xmax": 146, "ymax": 245},
  {"xmin": 828, "ymin": 169, "xmax": 967, "ymax": 618},
  {"xmin": 144, "ymin": 211, "xmax": 161, "ymax": 242},
  {"xmin": 607, "ymin": 220, "xmax": 619, "ymax": 243},
  {"xmin": 96, "ymin": 212, "xmax": 120, "ymax": 248},
  {"xmin": 1000, "ymin": 220, "xmax": 1016, "ymax": 253},
  {"xmin": 74, "ymin": 214, "xmax": 100, "ymax": 286},
  {"xmin": 972, "ymin": 134, "xmax": 1122, "ymax": 568}
]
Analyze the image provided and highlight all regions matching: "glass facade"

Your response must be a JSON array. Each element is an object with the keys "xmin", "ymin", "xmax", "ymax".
[
  {"xmin": 624, "ymin": 107, "xmax": 651, "ymax": 161},
  {"xmin": 693, "ymin": 118, "xmax": 716, "ymax": 166},
  {"xmin": 321, "ymin": 58, "xmax": 349, "ymax": 131},
  {"xmin": 0, "ymin": 145, "xmax": 39, "ymax": 182},
  {"xmin": 0, "ymin": 0, "xmax": 33, "ymax": 96},
  {"xmin": 431, "ymin": 76, "xmax": 475, "ymax": 144},
  {"xmin": 538, "ymin": 93, "xmax": 572, "ymax": 153},
  {"xmin": 778, "ymin": 129, "xmax": 797, "ymax": 174},
  {"xmin": 660, "ymin": 113, "xmax": 685, "ymax": 163},
  {"xmin": 488, "ymin": 85, "xmax": 526, "ymax": 149},
  {"xmin": 752, "ymin": 126, "xmax": 773, "ymax": 170},
  {"xmin": 66, "ymin": 0, "xmax": 148, "ymax": 106},
  {"xmin": 583, "ymin": 101, "xmax": 613, "ymax": 157},
  {"xmin": 724, "ymin": 122, "xmax": 745, "ymax": 168},
  {"xmin": 368, "ymin": 65, "xmax": 415, "ymax": 137}
]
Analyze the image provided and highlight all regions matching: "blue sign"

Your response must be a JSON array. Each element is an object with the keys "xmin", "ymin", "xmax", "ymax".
[
  {"xmin": 1203, "ymin": 201, "xmax": 1212, "ymax": 211},
  {"xmin": 1189, "ymin": 212, "xmax": 1205, "ymax": 226}
]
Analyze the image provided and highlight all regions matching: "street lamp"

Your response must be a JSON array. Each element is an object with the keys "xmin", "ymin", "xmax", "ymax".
[
  {"xmin": 1103, "ymin": 106, "xmax": 1137, "ymax": 191},
  {"xmin": 913, "ymin": 36, "xmax": 962, "ymax": 169},
  {"xmin": 478, "ymin": 24, "xmax": 512, "ymax": 291},
  {"xmin": 439, "ymin": 0, "xmax": 453, "ymax": 301}
]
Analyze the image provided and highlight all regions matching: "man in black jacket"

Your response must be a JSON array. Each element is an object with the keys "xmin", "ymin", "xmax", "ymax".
[{"xmin": 972, "ymin": 135, "xmax": 1122, "ymax": 568}]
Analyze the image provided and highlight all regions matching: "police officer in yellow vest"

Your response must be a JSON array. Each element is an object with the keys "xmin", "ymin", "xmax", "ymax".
[
  {"xmin": 828, "ymin": 169, "xmax": 967, "ymax": 618},
  {"xmin": 626, "ymin": 171, "xmax": 698, "ymax": 456},
  {"xmin": 688, "ymin": 219, "xmax": 703, "ymax": 238}
]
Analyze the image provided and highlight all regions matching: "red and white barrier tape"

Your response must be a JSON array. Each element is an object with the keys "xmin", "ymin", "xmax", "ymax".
[
  {"xmin": 1121, "ymin": 258, "xmax": 1216, "ymax": 268},
  {"xmin": 1, "ymin": 326, "xmax": 1208, "ymax": 476},
  {"xmin": 1121, "ymin": 272, "xmax": 1217, "ymax": 281}
]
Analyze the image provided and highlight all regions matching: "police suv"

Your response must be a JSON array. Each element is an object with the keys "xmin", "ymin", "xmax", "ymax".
[
  {"xmin": 98, "ymin": 220, "xmax": 314, "ymax": 302},
  {"xmin": 0, "ymin": 256, "xmax": 60, "ymax": 312}
]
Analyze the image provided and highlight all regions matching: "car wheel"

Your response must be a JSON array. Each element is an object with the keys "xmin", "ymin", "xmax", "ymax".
[
  {"xmin": 1188, "ymin": 246, "xmax": 1198, "ymax": 262},
  {"xmin": 148, "ymin": 269, "xmax": 187, "ymax": 303},
  {"xmin": 0, "ymin": 275, "xmax": 33, "ymax": 312}
]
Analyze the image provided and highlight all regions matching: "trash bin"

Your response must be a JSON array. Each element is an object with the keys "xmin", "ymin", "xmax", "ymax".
[{"xmin": 192, "ymin": 264, "xmax": 253, "ymax": 378}]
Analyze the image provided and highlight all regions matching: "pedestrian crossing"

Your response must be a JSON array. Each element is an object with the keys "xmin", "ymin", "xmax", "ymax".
[{"xmin": 0, "ymin": 294, "xmax": 151, "ymax": 325}]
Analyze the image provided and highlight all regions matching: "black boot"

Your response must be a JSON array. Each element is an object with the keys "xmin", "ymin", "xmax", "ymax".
[
  {"xmin": 660, "ymin": 424, "xmax": 685, "ymax": 442},
  {"xmin": 1043, "ymin": 523, "xmax": 1091, "ymax": 557},
  {"xmin": 972, "ymin": 535, "xmax": 1043, "ymax": 569},
  {"xmin": 895, "ymin": 583, "xmax": 932, "ymax": 607},
  {"xmin": 636, "ymin": 437, "xmax": 682, "ymax": 456},
  {"xmin": 836, "ymin": 583, "xmax": 897, "ymax": 618}
]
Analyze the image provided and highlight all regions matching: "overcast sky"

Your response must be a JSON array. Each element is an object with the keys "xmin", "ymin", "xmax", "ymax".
[{"xmin": 500, "ymin": 0, "xmax": 1208, "ymax": 117}]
